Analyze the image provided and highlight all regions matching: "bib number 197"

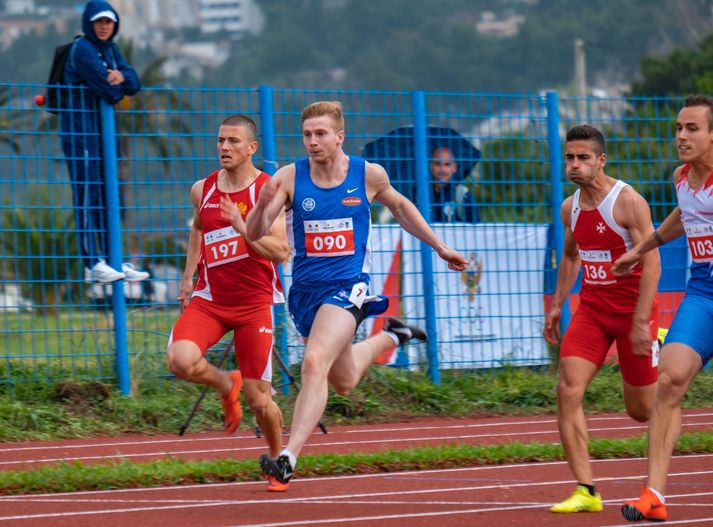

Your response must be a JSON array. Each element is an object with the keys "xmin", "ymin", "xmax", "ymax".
[{"xmin": 204, "ymin": 226, "xmax": 248, "ymax": 267}]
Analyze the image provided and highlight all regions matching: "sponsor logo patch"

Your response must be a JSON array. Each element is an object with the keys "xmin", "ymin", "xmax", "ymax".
[
  {"xmin": 302, "ymin": 197, "xmax": 316, "ymax": 211},
  {"xmin": 342, "ymin": 196, "xmax": 361, "ymax": 206}
]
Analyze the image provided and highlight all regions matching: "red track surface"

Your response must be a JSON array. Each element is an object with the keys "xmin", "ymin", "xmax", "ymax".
[{"xmin": 1, "ymin": 409, "xmax": 712, "ymax": 526}]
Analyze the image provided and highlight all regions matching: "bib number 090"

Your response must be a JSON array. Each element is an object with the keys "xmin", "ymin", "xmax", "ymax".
[{"xmin": 312, "ymin": 234, "xmax": 347, "ymax": 252}]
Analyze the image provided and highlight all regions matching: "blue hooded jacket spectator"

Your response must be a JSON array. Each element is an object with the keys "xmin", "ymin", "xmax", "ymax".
[{"xmin": 60, "ymin": 0, "xmax": 140, "ymax": 274}]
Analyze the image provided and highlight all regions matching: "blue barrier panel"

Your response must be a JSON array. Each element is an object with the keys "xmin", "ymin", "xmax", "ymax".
[
  {"xmin": 259, "ymin": 85, "xmax": 290, "ymax": 393},
  {"xmin": 546, "ymin": 91, "xmax": 571, "ymax": 332},
  {"xmin": 412, "ymin": 91, "xmax": 439, "ymax": 383},
  {"xmin": 100, "ymin": 100, "xmax": 130, "ymax": 395},
  {"xmin": 0, "ymin": 84, "xmax": 689, "ymax": 389}
]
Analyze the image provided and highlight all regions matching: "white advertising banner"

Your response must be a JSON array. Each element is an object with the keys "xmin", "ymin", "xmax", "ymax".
[
  {"xmin": 401, "ymin": 223, "xmax": 549, "ymax": 369},
  {"xmin": 280, "ymin": 223, "xmax": 549, "ymax": 370}
]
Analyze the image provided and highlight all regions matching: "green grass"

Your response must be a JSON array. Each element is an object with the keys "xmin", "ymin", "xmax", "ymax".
[
  {"xmin": 0, "ymin": 365, "xmax": 711, "ymax": 494},
  {"xmin": 1, "ymin": 431, "xmax": 712, "ymax": 495},
  {"xmin": 1, "ymin": 365, "xmax": 712, "ymax": 442},
  {"xmin": 1, "ymin": 307, "xmax": 179, "ymax": 363}
]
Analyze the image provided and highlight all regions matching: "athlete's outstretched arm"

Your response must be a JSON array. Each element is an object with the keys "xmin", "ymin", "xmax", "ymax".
[
  {"xmin": 367, "ymin": 162, "xmax": 466, "ymax": 271},
  {"xmin": 219, "ymin": 197, "xmax": 289, "ymax": 263},
  {"xmin": 612, "ymin": 207, "xmax": 683, "ymax": 276},
  {"xmin": 246, "ymin": 166, "xmax": 293, "ymax": 241},
  {"xmin": 543, "ymin": 198, "xmax": 580, "ymax": 345},
  {"xmin": 179, "ymin": 180, "xmax": 205, "ymax": 311},
  {"xmin": 613, "ymin": 168, "xmax": 686, "ymax": 276}
]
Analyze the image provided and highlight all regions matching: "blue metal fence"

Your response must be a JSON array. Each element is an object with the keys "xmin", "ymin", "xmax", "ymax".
[{"xmin": 0, "ymin": 83, "xmax": 684, "ymax": 393}]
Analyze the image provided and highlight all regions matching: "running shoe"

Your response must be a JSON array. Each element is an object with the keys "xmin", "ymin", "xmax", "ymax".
[
  {"xmin": 383, "ymin": 317, "xmax": 428, "ymax": 345},
  {"xmin": 221, "ymin": 371, "xmax": 242, "ymax": 435},
  {"xmin": 259, "ymin": 454, "xmax": 293, "ymax": 485},
  {"xmin": 121, "ymin": 262, "xmax": 150, "ymax": 282},
  {"xmin": 550, "ymin": 485, "xmax": 603, "ymax": 513},
  {"xmin": 621, "ymin": 487, "xmax": 668, "ymax": 522},
  {"xmin": 88, "ymin": 260, "xmax": 125, "ymax": 283},
  {"xmin": 266, "ymin": 475, "xmax": 289, "ymax": 492}
]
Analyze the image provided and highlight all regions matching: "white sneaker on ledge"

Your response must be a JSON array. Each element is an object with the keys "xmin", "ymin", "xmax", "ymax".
[
  {"xmin": 89, "ymin": 260, "xmax": 125, "ymax": 283},
  {"xmin": 122, "ymin": 263, "xmax": 150, "ymax": 282}
]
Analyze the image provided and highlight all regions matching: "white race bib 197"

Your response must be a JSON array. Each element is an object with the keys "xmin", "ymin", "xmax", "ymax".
[{"xmin": 204, "ymin": 226, "xmax": 249, "ymax": 268}]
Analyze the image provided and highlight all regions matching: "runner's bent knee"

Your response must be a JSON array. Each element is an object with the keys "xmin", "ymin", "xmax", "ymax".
[{"xmin": 167, "ymin": 340, "xmax": 203, "ymax": 377}]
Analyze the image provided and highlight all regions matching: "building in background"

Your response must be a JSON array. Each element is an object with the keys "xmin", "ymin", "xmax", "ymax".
[
  {"xmin": 199, "ymin": 0, "xmax": 264, "ymax": 34},
  {"xmin": 111, "ymin": 0, "xmax": 200, "ymax": 47}
]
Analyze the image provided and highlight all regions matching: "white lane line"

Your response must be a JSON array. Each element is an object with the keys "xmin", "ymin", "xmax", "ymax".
[
  {"xmin": 1, "ymin": 474, "xmax": 711, "ymax": 521},
  {"xmin": 606, "ymin": 519, "xmax": 713, "ymax": 526},
  {"xmin": 3, "ymin": 421, "xmax": 711, "ymax": 467},
  {"xmin": 2, "ymin": 410, "xmax": 711, "ymax": 454},
  {"xmin": 2, "ymin": 452, "xmax": 713, "ymax": 501}
]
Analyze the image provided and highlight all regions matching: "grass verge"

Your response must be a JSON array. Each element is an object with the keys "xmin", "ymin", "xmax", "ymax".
[
  {"xmin": 1, "ymin": 430, "xmax": 712, "ymax": 495},
  {"xmin": 2, "ymin": 366, "xmax": 712, "ymax": 441}
]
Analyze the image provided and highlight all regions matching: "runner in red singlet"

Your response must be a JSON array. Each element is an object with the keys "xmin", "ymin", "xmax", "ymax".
[
  {"xmin": 543, "ymin": 125, "xmax": 661, "ymax": 514},
  {"xmin": 167, "ymin": 115, "xmax": 289, "ymax": 491}
]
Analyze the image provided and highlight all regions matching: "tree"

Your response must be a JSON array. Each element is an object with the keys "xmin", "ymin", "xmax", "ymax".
[
  {"xmin": 0, "ymin": 188, "xmax": 80, "ymax": 314},
  {"xmin": 0, "ymin": 86, "xmax": 22, "ymax": 152},
  {"xmin": 632, "ymin": 33, "xmax": 713, "ymax": 96}
]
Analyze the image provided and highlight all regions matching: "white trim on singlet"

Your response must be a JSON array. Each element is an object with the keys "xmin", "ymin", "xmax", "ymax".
[
  {"xmin": 199, "ymin": 182, "xmax": 218, "ymax": 211},
  {"xmin": 571, "ymin": 180, "xmax": 634, "ymax": 250}
]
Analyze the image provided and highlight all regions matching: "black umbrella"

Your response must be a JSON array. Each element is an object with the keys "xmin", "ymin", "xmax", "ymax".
[{"xmin": 361, "ymin": 125, "xmax": 481, "ymax": 201}]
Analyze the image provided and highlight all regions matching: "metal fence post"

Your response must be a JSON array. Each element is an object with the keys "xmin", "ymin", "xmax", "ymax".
[
  {"xmin": 412, "ymin": 91, "xmax": 440, "ymax": 383},
  {"xmin": 545, "ymin": 91, "xmax": 571, "ymax": 331},
  {"xmin": 259, "ymin": 85, "xmax": 290, "ymax": 393},
  {"xmin": 100, "ymin": 99, "xmax": 131, "ymax": 395}
]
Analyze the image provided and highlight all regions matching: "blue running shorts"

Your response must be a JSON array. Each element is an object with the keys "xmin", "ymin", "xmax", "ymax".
[
  {"xmin": 664, "ymin": 293, "xmax": 713, "ymax": 365},
  {"xmin": 287, "ymin": 276, "xmax": 388, "ymax": 338}
]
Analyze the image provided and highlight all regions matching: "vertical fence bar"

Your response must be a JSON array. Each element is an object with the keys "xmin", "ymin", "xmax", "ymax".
[
  {"xmin": 412, "ymin": 91, "xmax": 440, "ymax": 383},
  {"xmin": 545, "ymin": 91, "xmax": 571, "ymax": 331},
  {"xmin": 100, "ymin": 100, "xmax": 130, "ymax": 395},
  {"xmin": 259, "ymin": 85, "xmax": 290, "ymax": 393}
]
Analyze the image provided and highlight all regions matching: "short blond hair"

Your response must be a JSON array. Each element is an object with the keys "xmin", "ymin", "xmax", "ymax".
[{"xmin": 301, "ymin": 101, "xmax": 344, "ymax": 132}]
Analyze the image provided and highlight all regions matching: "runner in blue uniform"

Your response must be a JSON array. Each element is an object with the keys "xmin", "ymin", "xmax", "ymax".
[
  {"xmin": 246, "ymin": 101, "xmax": 467, "ymax": 490},
  {"xmin": 613, "ymin": 94, "xmax": 713, "ymax": 522}
]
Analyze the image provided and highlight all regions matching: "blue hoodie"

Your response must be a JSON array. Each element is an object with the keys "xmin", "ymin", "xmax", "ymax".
[{"xmin": 61, "ymin": 1, "xmax": 140, "ymax": 145}]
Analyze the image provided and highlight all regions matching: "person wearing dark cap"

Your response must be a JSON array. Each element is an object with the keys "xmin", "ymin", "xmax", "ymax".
[{"xmin": 61, "ymin": 0, "xmax": 148, "ymax": 283}]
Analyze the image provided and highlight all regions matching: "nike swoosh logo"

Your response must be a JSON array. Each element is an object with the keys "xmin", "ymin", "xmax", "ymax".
[{"xmin": 347, "ymin": 187, "xmax": 358, "ymax": 194}]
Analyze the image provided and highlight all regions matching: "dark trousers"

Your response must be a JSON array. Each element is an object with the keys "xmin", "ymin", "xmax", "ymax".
[{"xmin": 62, "ymin": 139, "xmax": 108, "ymax": 269}]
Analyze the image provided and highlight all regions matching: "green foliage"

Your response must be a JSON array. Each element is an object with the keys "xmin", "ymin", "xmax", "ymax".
[
  {"xmin": 2, "ymin": 1, "xmax": 711, "ymax": 94},
  {"xmin": 0, "ymin": 86, "xmax": 23, "ymax": 152},
  {"xmin": 477, "ymin": 134, "xmax": 550, "ymax": 222},
  {"xmin": 0, "ymin": 188, "xmax": 80, "ymax": 312},
  {"xmin": 632, "ymin": 33, "xmax": 713, "ymax": 96},
  {"xmin": 216, "ymin": 0, "xmax": 711, "ymax": 92}
]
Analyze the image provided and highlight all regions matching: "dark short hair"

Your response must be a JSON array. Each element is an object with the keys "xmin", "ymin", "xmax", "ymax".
[
  {"xmin": 683, "ymin": 94, "xmax": 713, "ymax": 131},
  {"xmin": 565, "ymin": 125, "xmax": 606, "ymax": 155},
  {"xmin": 220, "ymin": 114, "xmax": 257, "ymax": 140}
]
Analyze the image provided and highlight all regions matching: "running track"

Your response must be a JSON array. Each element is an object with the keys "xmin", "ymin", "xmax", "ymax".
[{"xmin": 1, "ymin": 410, "xmax": 712, "ymax": 526}]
